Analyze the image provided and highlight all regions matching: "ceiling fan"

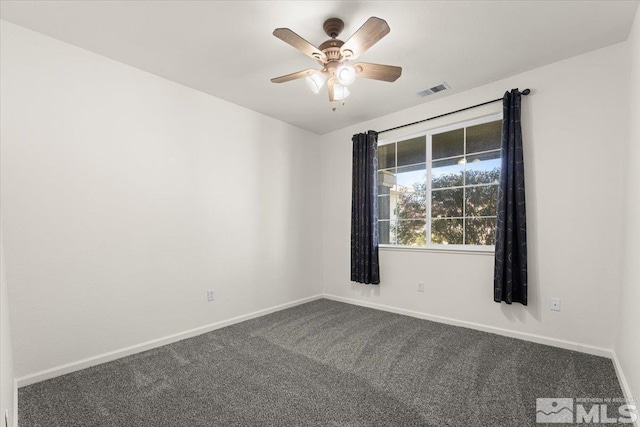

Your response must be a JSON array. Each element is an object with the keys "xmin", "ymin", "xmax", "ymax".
[{"xmin": 271, "ymin": 17, "xmax": 402, "ymax": 109}]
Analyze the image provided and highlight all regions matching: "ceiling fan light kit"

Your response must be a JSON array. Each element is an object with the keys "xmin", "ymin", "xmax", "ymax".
[{"xmin": 271, "ymin": 17, "xmax": 402, "ymax": 110}]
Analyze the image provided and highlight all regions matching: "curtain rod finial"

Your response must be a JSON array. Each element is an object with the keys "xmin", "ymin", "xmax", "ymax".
[{"xmin": 521, "ymin": 88, "xmax": 531, "ymax": 95}]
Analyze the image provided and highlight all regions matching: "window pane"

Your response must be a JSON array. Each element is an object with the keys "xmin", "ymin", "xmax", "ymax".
[
  {"xmin": 396, "ymin": 164, "xmax": 426, "ymax": 192},
  {"xmin": 465, "ymin": 151, "xmax": 501, "ymax": 185},
  {"xmin": 467, "ymin": 121, "xmax": 501, "ymax": 154},
  {"xmin": 378, "ymin": 195, "xmax": 391, "ymax": 220},
  {"xmin": 433, "ymin": 128, "xmax": 464, "ymax": 160},
  {"xmin": 397, "ymin": 136, "xmax": 426, "ymax": 167},
  {"xmin": 396, "ymin": 191, "xmax": 426, "ymax": 220},
  {"xmin": 432, "ymin": 157, "xmax": 464, "ymax": 189},
  {"xmin": 466, "ymin": 185, "xmax": 498, "ymax": 217},
  {"xmin": 431, "ymin": 188, "xmax": 463, "ymax": 218},
  {"xmin": 431, "ymin": 219, "xmax": 463, "ymax": 244},
  {"xmin": 377, "ymin": 143, "xmax": 395, "ymax": 170},
  {"xmin": 379, "ymin": 220, "xmax": 396, "ymax": 244},
  {"xmin": 378, "ymin": 119, "xmax": 504, "ymax": 247},
  {"xmin": 397, "ymin": 220, "xmax": 426, "ymax": 246},
  {"xmin": 465, "ymin": 217, "xmax": 496, "ymax": 245},
  {"xmin": 378, "ymin": 169, "xmax": 396, "ymax": 196}
]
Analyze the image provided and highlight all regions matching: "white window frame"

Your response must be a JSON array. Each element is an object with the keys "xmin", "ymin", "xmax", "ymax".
[{"xmin": 377, "ymin": 112, "xmax": 503, "ymax": 254}]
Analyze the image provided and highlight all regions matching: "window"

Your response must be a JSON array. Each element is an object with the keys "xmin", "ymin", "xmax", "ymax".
[{"xmin": 377, "ymin": 115, "xmax": 502, "ymax": 249}]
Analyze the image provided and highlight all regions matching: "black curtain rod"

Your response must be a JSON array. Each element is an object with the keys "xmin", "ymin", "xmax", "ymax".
[{"xmin": 378, "ymin": 88, "xmax": 531, "ymax": 134}]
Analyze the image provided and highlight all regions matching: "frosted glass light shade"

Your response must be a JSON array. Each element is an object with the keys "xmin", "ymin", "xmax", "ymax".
[
  {"xmin": 305, "ymin": 72, "xmax": 326, "ymax": 94},
  {"xmin": 336, "ymin": 65, "xmax": 356, "ymax": 86},
  {"xmin": 334, "ymin": 83, "xmax": 350, "ymax": 100}
]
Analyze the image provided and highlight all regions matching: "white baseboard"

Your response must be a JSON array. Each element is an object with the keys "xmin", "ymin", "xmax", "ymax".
[
  {"xmin": 16, "ymin": 294, "xmax": 323, "ymax": 388},
  {"xmin": 611, "ymin": 351, "xmax": 639, "ymax": 427},
  {"xmin": 322, "ymin": 294, "xmax": 613, "ymax": 358}
]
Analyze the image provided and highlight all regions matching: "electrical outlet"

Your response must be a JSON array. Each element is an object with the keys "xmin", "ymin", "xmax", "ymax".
[
  {"xmin": 417, "ymin": 282, "xmax": 425, "ymax": 292},
  {"xmin": 550, "ymin": 298, "xmax": 561, "ymax": 312},
  {"xmin": 207, "ymin": 290, "xmax": 215, "ymax": 302}
]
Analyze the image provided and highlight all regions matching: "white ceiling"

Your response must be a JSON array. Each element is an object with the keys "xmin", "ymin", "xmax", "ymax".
[{"xmin": 1, "ymin": 1, "xmax": 638, "ymax": 134}]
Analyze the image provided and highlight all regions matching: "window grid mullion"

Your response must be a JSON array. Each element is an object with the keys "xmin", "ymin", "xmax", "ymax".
[
  {"xmin": 426, "ymin": 134, "xmax": 433, "ymax": 246},
  {"xmin": 432, "ymin": 147, "xmax": 500, "ymax": 163},
  {"xmin": 393, "ymin": 142, "xmax": 398, "ymax": 245},
  {"xmin": 462, "ymin": 126, "xmax": 467, "ymax": 245},
  {"xmin": 432, "ymin": 182, "xmax": 499, "ymax": 191},
  {"xmin": 430, "ymin": 216, "xmax": 497, "ymax": 220}
]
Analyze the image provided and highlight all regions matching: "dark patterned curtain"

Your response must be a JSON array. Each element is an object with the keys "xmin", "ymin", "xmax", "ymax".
[
  {"xmin": 351, "ymin": 131, "xmax": 380, "ymax": 285},
  {"xmin": 494, "ymin": 89, "xmax": 528, "ymax": 305}
]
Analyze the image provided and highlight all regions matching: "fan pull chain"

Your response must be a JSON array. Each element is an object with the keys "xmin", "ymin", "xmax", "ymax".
[{"xmin": 331, "ymin": 99, "xmax": 347, "ymax": 112}]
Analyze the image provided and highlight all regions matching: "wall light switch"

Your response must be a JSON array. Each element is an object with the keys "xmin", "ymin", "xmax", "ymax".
[
  {"xmin": 417, "ymin": 282, "xmax": 425, "ymax": 292},
  {"xmin": 207, "ymin": 290, "xmax": 215, "ymax": 302},
  {"xmin": 550, "ymin": 298, "xmax": 561, "ymax": 312}
]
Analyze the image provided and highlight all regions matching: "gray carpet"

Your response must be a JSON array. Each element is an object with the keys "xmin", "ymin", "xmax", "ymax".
[{"xmin": 20, "ymin": 299, "xmax": 624, "ymax": 426}]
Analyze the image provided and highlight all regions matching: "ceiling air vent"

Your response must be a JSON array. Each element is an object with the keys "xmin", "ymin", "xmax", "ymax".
[{"xmin": 417, "ymin": 82, "xmax": 451, "ymax": 98}]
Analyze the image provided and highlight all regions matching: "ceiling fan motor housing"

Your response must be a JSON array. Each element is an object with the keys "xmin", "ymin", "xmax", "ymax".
[
  {"xmin": 320, "ymin": 18, "xmax": 351, "ymax": 64},
  {"xmin": 323, "ymin": 18, "xmax": 344, "ymax": 38},
  {"xmin": 318, "ymin": 39, "xmax": 345, "ymax": 63}
]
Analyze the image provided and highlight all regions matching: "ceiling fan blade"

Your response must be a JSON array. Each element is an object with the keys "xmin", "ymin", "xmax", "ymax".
[
  {"xmin": 273, "ymin": 28, "xmax": 326, "ymax": 61},
  {"xmin": 271, "ymin": 69, "xmax": 318, "ymax": 84},
  {"xmin": 328, "ymin": 78, "xmax": 335, "ymax": 102},
  {"xmin": 340, "ymin": 17, "xmax": 390, "ymax": 60},
  {"xmin": 354, "ymin": 63, "xmax": 402, "ymax": 82}
]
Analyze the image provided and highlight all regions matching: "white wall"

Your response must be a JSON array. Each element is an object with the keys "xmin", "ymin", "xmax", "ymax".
[
  {"xmin": 0, "ymin": 21, "xmax": 323, "ymax": 379},
  {"xmin": 0, "ymin": 235, "xmax": 15, "ymax": 427},
  {"xmin": 321, "ymin": 42, "xmax": 629, "ymax": 353},
  {"xmin": 617, "ymin": 6, "xmax": 640, "ymax": 403}
]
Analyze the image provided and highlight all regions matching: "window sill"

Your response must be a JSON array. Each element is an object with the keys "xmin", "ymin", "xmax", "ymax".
[{"xmin": 379, "ymin": 244, "xmax": 495, "ymax": 255}]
